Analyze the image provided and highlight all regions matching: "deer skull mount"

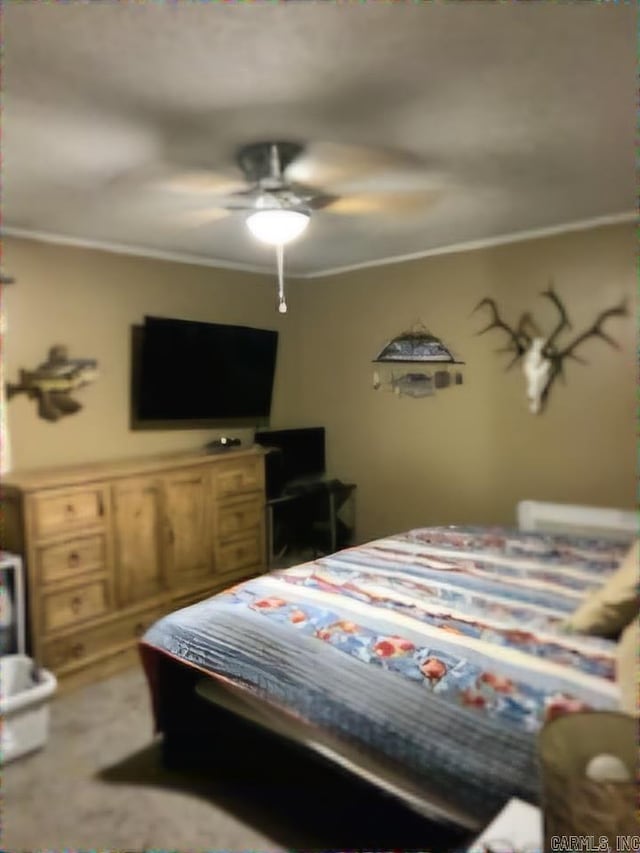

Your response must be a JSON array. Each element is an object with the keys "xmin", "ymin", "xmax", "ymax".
[{"xmin": 473, "ymin": 287, "xmax": 627, "ymax": 415}]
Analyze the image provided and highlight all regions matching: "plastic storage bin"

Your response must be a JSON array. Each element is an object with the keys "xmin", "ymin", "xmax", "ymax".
[
  {"xmin": 0, "ymin": 552, "xmax": 26, "ymax": 656},
  {"xmin": 1, "ymin": 655, "xmax": 57, "ymax": 763}
]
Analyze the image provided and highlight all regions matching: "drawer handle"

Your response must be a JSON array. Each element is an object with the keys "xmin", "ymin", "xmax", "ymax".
[
  {"xmin": 71, "ymin": 642, "xmax": 85, "ymax": 658},
  {"xmin": 70, "ymin": 595, "xmax": 83, "ymax": 613},
  {"xmin": 68, "ymin": 551, "xmax": 80, "ymax": 568},
  {"xmin": 65, "ymin": 503, "xmax": 76, "ymax": 517},
  {"xmin": 133, "ymin": 622, "xmax": 146, "ymax": 637}
]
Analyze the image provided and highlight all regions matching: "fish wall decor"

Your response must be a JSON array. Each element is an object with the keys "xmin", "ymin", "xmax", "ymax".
[
  {"xmin": 391, "ymin": 372, "xmax": 434, "ymax": 397},
  {"xmin": 372, "ymin": 323, "xmax": 464, "ymax": 399},
  {"xmin": 7, "ymin": 345, "xmax": 99, "ymax": 422}
]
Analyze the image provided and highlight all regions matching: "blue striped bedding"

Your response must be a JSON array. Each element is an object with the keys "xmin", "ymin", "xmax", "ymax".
[{"xmin": 142, "ymin": 527, "xmax": 629, "ymax": 822}]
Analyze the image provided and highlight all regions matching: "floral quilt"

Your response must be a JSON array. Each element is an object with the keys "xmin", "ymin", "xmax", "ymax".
[{"xmin": 142, "ymin": 526, "xmax": 629, "ymax": 822}]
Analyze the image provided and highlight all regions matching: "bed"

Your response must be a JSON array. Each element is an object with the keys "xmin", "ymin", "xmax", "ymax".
[{"xmin": 139, "ymin": 526, "xmax": 630, "ymax": 831}]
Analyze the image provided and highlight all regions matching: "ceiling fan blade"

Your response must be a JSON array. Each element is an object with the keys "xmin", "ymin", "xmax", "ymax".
[
  {"xmin": 158, "ymin": 170, "xmax": 247, "ymax": 196},
  {"xmin": 174, "ymin": 207, "xmax": 232, "ymax": 228},
  {"xmin": 324, "ymin": 189, "xmax": 443, "ymax": 216},
  {"xmin": 104, "ymin": 161, "xmax": 247, "ymax": 198},
  {"xmin": 302, "ymin": 190, "xmax": 339, "ymax": 211},
  {"xmin": 285, "ymin": 142, "xmax": 425, "ymax": 192},
  {"xmin": 323, "ymin": 167, "xmax": 449, "ymax": 196}
]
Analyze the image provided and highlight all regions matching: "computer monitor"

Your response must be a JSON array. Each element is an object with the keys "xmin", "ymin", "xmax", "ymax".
[{"xmin": 254, "ymin": 427, "xmax": 326, "ymax": 494}]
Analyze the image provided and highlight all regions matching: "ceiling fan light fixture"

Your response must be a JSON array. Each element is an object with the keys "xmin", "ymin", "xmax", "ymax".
[{"xmin": 246, "ymin": 209, "xmax": 310, "ymax": 246}]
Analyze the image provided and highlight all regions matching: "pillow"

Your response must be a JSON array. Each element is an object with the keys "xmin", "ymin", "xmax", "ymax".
[
  {"xmin": 565, "ymin": 539, "xmax": 639, "ymax": 637},
  {"xmin": 617, "ymin": 618, "xmax": 638, "ymax": 717}
]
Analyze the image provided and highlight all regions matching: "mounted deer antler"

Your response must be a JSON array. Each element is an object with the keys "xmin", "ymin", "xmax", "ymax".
[
  {"xmin": 557, "ymin": 301, "xmax": 628, "ymax": 360},
  {"xmin": 472, "ymin": 298, "xmax": 534, "ymax": 370},
  {"xmin": 474, "ymin": 286, "xmax": 628, "ymax": 414},
  {"xmin": 540, "ymin": 287, "xmax": 571, "ymax": 354}
]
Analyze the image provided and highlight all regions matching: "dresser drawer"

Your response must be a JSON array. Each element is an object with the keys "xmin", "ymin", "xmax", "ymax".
[
  {"xmin": 33, "ymin": 487, "xmax": 106, "ymax": 538},
  {"xmin": 170, "ymin": 585, "xmax": 216, "ymax": 612},
  {"xmin": 42, "ymin": 579, "xmax": 110, "ymax": 634},
  {"xmin": 215, "ymin": 459, "xmax": 263, "ymax": 498},
  {"xmin": 217, "ymin": 497, "xmax": 263, "ymax": 538},
  {"xmin": 42, "ymin": 605, "xmax": 163, "ymax": 670},
  {"xmin": 217, "ymin": 531, "xmax": 263, "ymax": 575},
  {"xmin": 37, "ymin": 535, "xmax": 106, "ymax": 584}
]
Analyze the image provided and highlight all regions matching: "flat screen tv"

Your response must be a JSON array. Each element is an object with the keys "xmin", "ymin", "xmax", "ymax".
[{"xmin": 132, "ymin": 316, "xmax": 278, "ymax": 426}]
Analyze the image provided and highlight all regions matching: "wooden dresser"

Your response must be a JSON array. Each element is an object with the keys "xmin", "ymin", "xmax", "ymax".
[{"xmin": 2, "ymin": 447, "xmax": 266, "ymax": 691}]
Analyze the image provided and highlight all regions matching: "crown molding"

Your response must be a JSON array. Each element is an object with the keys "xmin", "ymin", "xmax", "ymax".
[
  {"xmin": 1, "ymin": 227, "xmax": 275, "ymax": 277},
  {"xmin": 3, "ymin": 211, "xmax": 636, "ymax": 281},
  {"xmin": 303, "ymin": 211, "xmax": 638, "ymax": 279}
]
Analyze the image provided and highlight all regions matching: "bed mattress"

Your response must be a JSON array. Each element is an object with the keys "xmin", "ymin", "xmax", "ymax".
[{"xmin": 141, "ymin": 526, "xmax": 628, "ymax": 823}]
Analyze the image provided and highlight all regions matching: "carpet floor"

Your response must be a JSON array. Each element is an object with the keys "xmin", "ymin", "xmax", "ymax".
[{"xmin": 1, "ymin": 663, "xmax": 472, "ymax": 852}]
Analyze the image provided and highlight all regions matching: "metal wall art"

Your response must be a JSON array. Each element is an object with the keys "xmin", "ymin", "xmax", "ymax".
[
  {"xmin": 473, "ymin": 285, "xmax": 627, "ymax": 414},
  {"xmin": 7, "ymin": 345, "xmax": 99, "ymax": 422},
  {"xmin": 372, "ymin": 324, "xmax": 464, "ymax": 398}
]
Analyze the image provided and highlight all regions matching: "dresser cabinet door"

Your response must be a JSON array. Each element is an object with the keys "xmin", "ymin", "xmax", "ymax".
[
  {"xmin": 112, "ymin": 477, "xmax": 166, "ymax": 605},
  {"xmin": 161, "ymin": 468, "xmax": 213, "ymax": 587}
]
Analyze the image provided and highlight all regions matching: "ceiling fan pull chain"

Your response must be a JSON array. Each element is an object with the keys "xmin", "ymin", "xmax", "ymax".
[{"xmin": 276, "ymin": 244, "xmax": 287, "ymax": 314}]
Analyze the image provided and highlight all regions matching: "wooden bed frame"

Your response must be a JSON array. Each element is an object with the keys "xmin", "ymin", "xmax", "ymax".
[
  {"xmin": 142, "ymin": 646, "xmax": 482, "ymax": 836},
  {"xmin": 146, "ymin": 504, "xmax": 634, "ymax": 840},
  {"xmin": 194, "ymin": 674, "xmax": 480, "ymax": 831}
]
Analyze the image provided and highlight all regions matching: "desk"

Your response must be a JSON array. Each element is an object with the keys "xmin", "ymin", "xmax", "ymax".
[{"xmin": 266, "ymin": 482, "xmax": 356, "ymax": 567}]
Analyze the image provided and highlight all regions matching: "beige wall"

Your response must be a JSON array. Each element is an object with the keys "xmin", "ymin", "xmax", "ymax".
[
  {"xmin": 4, "ymin": 224, "xmax": 635, "ymax": 542},
  {"xmin": 286, "ymin": 223, "xmax": 636, "ymax": 541},
  {"xmin": 3, "ymin": 237, "xmax": 299, "ymax": 469}
]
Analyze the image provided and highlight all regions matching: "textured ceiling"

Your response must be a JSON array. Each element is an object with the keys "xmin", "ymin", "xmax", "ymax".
[{"xmin": 3, "ymin": 2, "xmax": 636, "ymax": 276}]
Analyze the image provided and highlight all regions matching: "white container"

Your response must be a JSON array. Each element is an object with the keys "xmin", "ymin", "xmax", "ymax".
[
  {"xmin": 0, "ymin": 553, "xmax": 26, "ymax": 656},
  {"xmin": 1, "ymin": 655, "xmax": 57, "ymax": 763}
]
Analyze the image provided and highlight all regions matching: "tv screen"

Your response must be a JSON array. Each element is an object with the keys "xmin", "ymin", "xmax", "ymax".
[{"xmin": 132, "ymin": 316, "xmax": 278, "ymax": 424}]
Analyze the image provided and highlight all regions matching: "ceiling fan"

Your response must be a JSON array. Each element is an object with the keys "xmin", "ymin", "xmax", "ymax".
[
  {"xmin": 141, "ymin": 140, "xmax": 443, "ymax": 313},
  {"xmin": 205, "ymin": 141, "xmax": 335, "ymax": 245}
]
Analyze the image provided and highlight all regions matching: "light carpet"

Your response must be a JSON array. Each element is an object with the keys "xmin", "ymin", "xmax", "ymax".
[
  {"xmin": 1, "ymin": 666, "xmax": 284, "ymax": 852},
  {"xmin": 1, "ymin": 662, "xmax": 469, "ymax": 852}
]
